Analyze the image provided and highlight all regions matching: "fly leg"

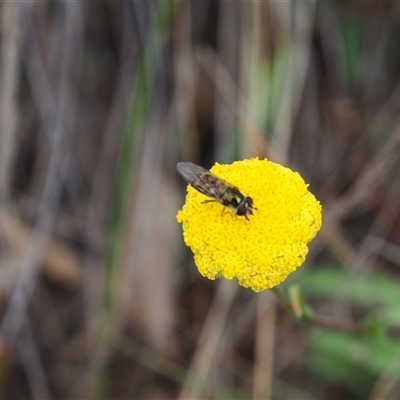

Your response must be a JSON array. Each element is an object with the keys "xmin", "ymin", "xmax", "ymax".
[{"xmin": 221, "ymin": 208, "xmax": 234, "ymax": 220}]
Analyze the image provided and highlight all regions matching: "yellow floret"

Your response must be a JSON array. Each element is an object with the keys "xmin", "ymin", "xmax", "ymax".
[{"xmin": 176, "ymin": 158, "xmax": 322, "ymax": 292}]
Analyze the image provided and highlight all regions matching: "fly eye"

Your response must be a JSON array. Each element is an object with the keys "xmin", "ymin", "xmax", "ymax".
[{"xmin": 236, "ymin": 204, "xmax": 246, "ymax": 216}]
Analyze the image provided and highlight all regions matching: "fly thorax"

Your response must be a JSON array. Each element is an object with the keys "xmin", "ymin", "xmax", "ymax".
[{"xmin": 222, "ymin": 188, "xmax": 245, "ymax": 210}]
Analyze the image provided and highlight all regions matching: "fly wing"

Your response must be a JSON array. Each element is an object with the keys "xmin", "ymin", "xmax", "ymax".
[
  {"xmin": 176, "ymin": 161, "xmax": 225, "ymax": 200},
  {"xmin": 176, "ymin": 162, "xmax": 208, "ymax": 184}
]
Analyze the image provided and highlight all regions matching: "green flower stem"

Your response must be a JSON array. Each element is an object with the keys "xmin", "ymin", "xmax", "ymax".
[
  {"xmin": 272, "ymin": 285, "xmax": 359, "ymax": 328},
  {"xmin": 271, "ymin": 286, "xmax": 293, "ymax": 312}
]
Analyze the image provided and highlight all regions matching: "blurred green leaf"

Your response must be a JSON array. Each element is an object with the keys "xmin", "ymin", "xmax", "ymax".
[
  {"xmin": 94, "ymin": 2, "xmax": 180, "ymax": 399},
  {"xmin": 305, "ymin": 328, "xmax": 400, "ymax": 398},
  {"xmin": 292, "ymin": 266, "xmax": 400, "ymax": 398},
  {"xmin": 338, "ymin": 12, "xmax": 364, "ymax": 87},
  {"xmin": 362, "ymin": 316, "xmax": 385, "ymax": 341},
  {"xmin": 295, "ymin": 266, "xmax": 400, "ymax": 332},
  {"xmin": 244, "ymin": 43, "xmax": 290, "ymax": 133}
]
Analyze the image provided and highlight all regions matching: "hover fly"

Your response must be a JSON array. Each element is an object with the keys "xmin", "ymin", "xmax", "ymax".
[{"xmin": 176, "ymin": 161, "xmax": 256, "ymax": 220}]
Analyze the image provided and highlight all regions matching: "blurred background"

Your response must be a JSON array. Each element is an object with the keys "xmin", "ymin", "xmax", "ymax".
[{"xmin": 1, "ymin": 1, "xmax": 400, "ymax": 399}]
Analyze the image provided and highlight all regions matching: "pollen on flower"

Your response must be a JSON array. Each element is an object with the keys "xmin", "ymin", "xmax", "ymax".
[{"xmin": 176, "ymin": 158, "xmax": 322, "ymax": 292}]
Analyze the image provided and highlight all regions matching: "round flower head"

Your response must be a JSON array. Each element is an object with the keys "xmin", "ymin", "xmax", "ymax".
[{"xmin": 176, "ymin": 158, "xmax": 322, "ymax": 292}]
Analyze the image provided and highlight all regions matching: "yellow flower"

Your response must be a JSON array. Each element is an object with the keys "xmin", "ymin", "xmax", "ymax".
[{"xmin": 176, "ymin": 158, "xmax": 322, "ymax": 292}]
